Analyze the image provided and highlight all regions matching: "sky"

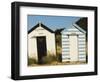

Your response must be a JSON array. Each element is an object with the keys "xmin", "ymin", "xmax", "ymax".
[{"xmin": 27, "ymin": 15, "xmax": 81, "ymax": 31}]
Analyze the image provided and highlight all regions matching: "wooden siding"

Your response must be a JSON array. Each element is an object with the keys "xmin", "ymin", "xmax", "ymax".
[{"xmin": 62, "ymin": 26, "xmax": 86, "ymax": 62}]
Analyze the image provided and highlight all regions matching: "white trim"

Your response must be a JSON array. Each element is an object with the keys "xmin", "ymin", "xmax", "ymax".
[{"xmin": 73, "ymin": 23, "xmax": 86, "ymax": 33}]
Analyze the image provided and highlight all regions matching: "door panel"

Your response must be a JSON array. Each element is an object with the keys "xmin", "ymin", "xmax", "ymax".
[
  {"xmin": 69, "ymin": 35, "xmax": 78, "ymax": 61},
  {"xmin": 37, "ymin": 36, "xmax": 47, "ymax": 64}
]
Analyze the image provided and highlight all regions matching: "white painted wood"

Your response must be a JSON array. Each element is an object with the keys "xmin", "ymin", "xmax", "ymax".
[
  {"xmin": 78, "ymin": 35, "xmax": 85, "ymax": 38},
  {"xmin": 69, "ymin": 35, "xmax": 78, "ymax": 61},
  {"xmin": 79, "ymin": 48, "xmax": 86, "ymax": 51},
  {"xmin": 62, "ymin": 52, "xmax": 69, "ymax": 54},
  {"xmin": 79, "ymin": 52, "xmax": 86, "ymax": 54},
  {"xmin": 79, "ymin": 55, "xmax": 86, "ymax": 58},
  {"xmin": 28, "ymin": 24, "xmax": 56, "ymax": 61}
]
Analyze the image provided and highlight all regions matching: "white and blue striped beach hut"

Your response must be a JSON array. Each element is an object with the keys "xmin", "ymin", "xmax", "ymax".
[{"xmin": 61, "ymin": 24, "xmax": 86, "ymax": 62}]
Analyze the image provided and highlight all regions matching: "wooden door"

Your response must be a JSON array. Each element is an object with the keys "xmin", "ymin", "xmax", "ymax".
[
  {"xmin": 69, "ymin": 35, "xmax": 78, "ymax": 61},
  {"xmin": 37, "ymin": 36, "xmax": 47, "ymax": 64}
]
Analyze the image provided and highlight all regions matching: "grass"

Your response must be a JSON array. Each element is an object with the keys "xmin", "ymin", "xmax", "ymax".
[
  {"xmin": 28, "ymin": 55, "xmax": 58, "ymax": 66},
  {"xmin": 28, "ymin": 55, "xmax": 87, "ymax": 67},
  {"xmin": 28, "ymin": 58, "xmax": 37, "ymax": 66},
  {"xmin": 42, "ymin": 55, "xmax": 57, "ymax": 64}
]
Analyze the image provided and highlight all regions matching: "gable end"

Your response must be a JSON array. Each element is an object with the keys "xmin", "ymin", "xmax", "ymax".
[{"xmin": 28, "ymin": 23, "xmax": 54, "ymax": 34}]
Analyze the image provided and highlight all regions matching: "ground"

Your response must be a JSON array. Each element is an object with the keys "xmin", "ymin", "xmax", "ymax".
[{"xmin": 28, "ymin": 61, "xmax": 87, "ymax": 67}]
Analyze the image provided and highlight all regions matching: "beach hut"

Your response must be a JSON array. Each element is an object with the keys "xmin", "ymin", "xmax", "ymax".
[
  {"xmin": 62, "ymin": 24, "xmax": 86, "ymax": 62},
  {"xmin": 28, "ymin": 23, "xmax": 56, "ymax": 63}
]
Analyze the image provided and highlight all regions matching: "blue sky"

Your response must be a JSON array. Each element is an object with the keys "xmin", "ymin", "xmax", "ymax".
[{"xmin": 27, "ymin": 15, "xmax": 81, "ymax": 31}]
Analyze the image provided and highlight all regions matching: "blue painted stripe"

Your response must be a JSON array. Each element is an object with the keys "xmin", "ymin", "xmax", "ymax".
[
  {"xmin": 79, "ymin": 50, "xmax": 85, "ymax": 52},
  {"xmin": 62, "ymin": 40, "xmax": 69, "ymax": 43},
  {"xmin": 79, "ymin": 57, "xmax": 86, "ymax": 59},
  {"xmin": 62, "ymin": 57, "xmax": 70, "ymax": 59},
  {"xmin": 78, "ymin": 47, "xmax": 85, "ymax": 49},
  {"xmin": 78, "ymin": 37, "xmax": 85, "ymax": 39},
  {"xmin": 78, "ymin": 40, "xmax": 85, "ymax": 42},
  {"xmin": 78, "ymin": 44, "xmax": 85, "ymax": 45},
  {"xmin": 62, "ymin": 44, "xmax": 69, "ymax": 46},
  {"xmin": 62, "ymin": 54, "xmax": 69, "ymax": 56}
]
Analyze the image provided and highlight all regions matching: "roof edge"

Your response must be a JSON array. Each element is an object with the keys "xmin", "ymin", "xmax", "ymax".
[
  {"xmin": 73, "ymin": 23, "xmax": 86, "ymax": 33},
  {"xmin": 28, "ymin": 23, "xmax": 55, "ymax": 34}
]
